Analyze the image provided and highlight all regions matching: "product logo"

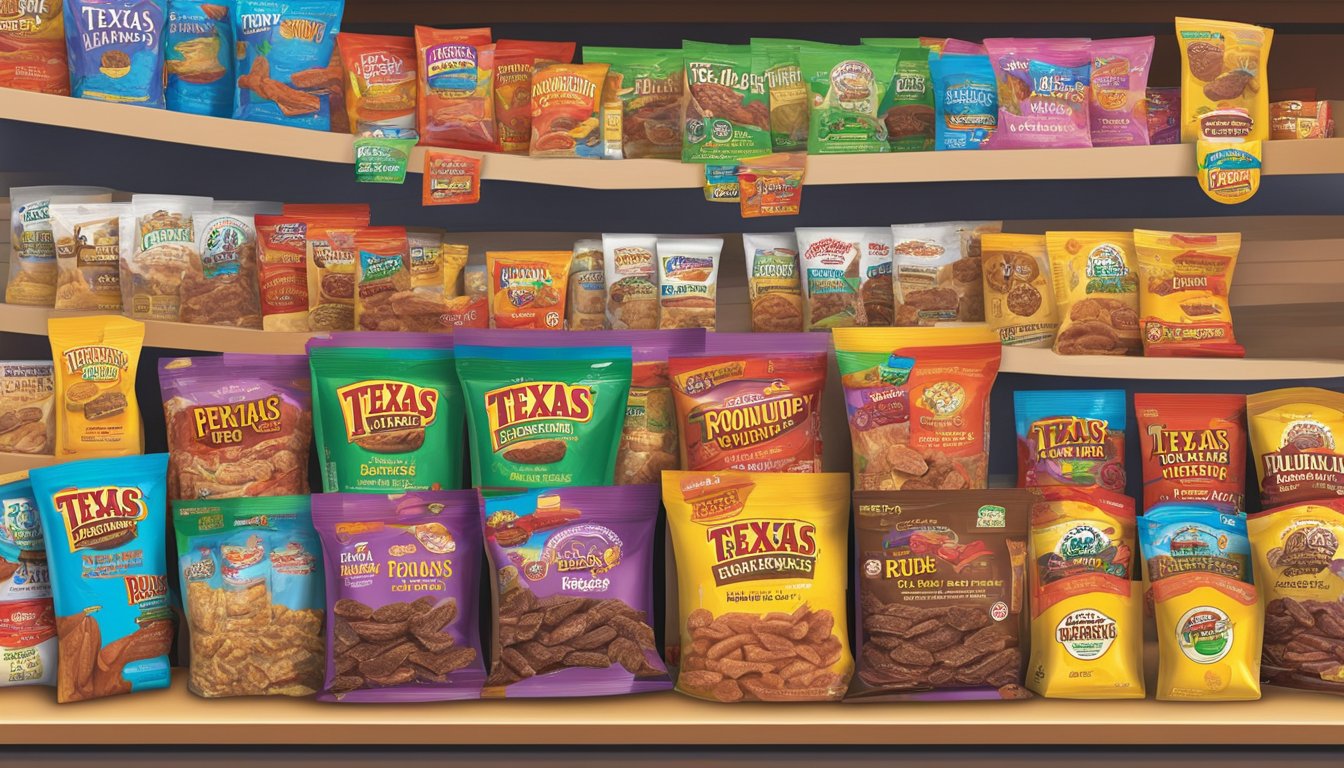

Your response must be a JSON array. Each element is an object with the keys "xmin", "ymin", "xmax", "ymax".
[
  {"xmin": 681, "ymin": 474, "xmax": 755, "ymax": 524},
  {"xmin": 140, "ymin": 226, "xmax": 191, "ymax": 252},
  {"xmin": 337, "ymin": 380, "xmax": 439, "ymax": 442},
  {"xmin": 612, "ymin": 247, "xmax": 653, "ymax": 273},
  {"xmin": 1176, "ymin": 606, "xmax": 1233, "ymax": 664},
  {"xmin": 483, "ymin": 382, "xmax": 593, "ymax": 452},
  {"xmin": 191, "ymin": 395, "xmax": 284, "ymax": 446},
  {"xmin": 361, "ymin": 252, "xmax": 406, "ymax": 283},
  {"xmin": 533, "ymin": 73, "xmax": 597, "ymax": 98},
  {"xmin": 802, "ymin": 237, "xmax": 858, "ymax": 265},
  {"xmin": 691, "ymin": 384, "xmax": 812, "ymax": 452},
  {"xmin": 946, "ymin": 79, "xmax": 995, "ymax": 108},
  {"xmin": 1282, "ymin": 420, "xmax": 1335, "ymax": 451},
  {"xmin": 1145, "ymin": 423, "xmax": 1232, "ymax": 480},
  {"xmin": 237, "ymin": 12, "xmax": 280, "ymax": 35},
  {"xmin": 976, "ymin": 505, "xmax": 1006, "ymax": 529},
  {"xmin": 918, "ymin": 380, "xmax": 965, "ymax": 417},
  {"xmin": 338, "ymin": 542, "xmax": 378, "ymax": 578},
  {"xmin": 221, "ymin": 535, "xmax": 266, "ymax": 587},
  {"xmin": 124, "ymin": 574, "xmax": 166, "ymax": 606},
  {"xmin": 52, "ymin": 485, "xmax": 147, "ymax": 551},
  {"xmin": 546, "ymin": 523, "xmax": 623, "ymax": 579},
  {"xmin": 662, "ymin": 255, "xmax": 715, "ymax": 280},
  {"xmin": 1030, "ymin": 416, "xmax": 1109, "ymax": 461},
  {"xmin": 182, "ymin": 552, "xmax": 216, "ymax": 582},
  {"xmin": 278, "ymin": 17, "xmax": 325, "ymax": 43},
  {"xmin": 78, "ymin": 5, "xmax": 156, "ymax": 46},
  {"xmin": 634, "ymin": 74, "xmax": 683, "ymax": 96},
  {"xmin": 62, "ymin": 344, "xmax": 128, "ymax": 382},
  {"xmin": 830, "ymin": 59, "xmax": 874, "ymax": 103},
  {"xmin": 1085, "ymin": 244, "xmax": 1129, "ymax": 278},
  {"xmin": 893, "ymin": 72, "xmax": 925, "ymax": 95},
  {"xmin": 358, "ymin": 51, "xmax": 408, "ymax": 80},
  {"xmin": 705, "ymin": 518, "xmax": 816, "ymax": 586},
  {"xmin": 1274, "ymin": 523, "xmax": 1339, "ymax": 577},
  {"xmin": 271, "ymin": 541, "xmax": 315, "ymax": 575},
  {"xmin": 1058, "ymin": 524, "xmax": 1110, "ymax": 559},
  {"xmin": 20, "ymin": 200, "xmax": 47, "ymax": 225},
  {"xmin": 1056, "ymin": 609, "xmax": 1117, "ymax": 660}
]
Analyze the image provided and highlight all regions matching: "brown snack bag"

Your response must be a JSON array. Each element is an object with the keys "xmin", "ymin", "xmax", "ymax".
[
  {"xmin": 256, "ymin": 215, "xmax": 310, "ymax": 332},
  {"xmin": 743, "ymin": 232, "xmax": 804, "ymax": 332},
  {"xmin": 50, "ymin": 203, "xmax": 126, "ymax": 312},
  {"xmin": 0, "ymin": 361, "xmax": 55, "ymax": 455},
  {"xmin": 180, "ymin": 202, "xmax": 280, "ymax": 329},
  {"xmin": 353, "ymin": 226, "xmax": 413, "ymax": 331},
  {"xmin": 289, "ymin": 203, "xmax": 372, "ymax": 332},
  {"xmin": 123, "ymin": 194, "xmax": 212, "ymax": 321}
]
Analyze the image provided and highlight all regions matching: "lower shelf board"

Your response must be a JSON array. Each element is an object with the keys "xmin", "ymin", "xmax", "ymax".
[{"xmin": 3, "ymin": 674, "xmax": 1344, "ymax": 745}]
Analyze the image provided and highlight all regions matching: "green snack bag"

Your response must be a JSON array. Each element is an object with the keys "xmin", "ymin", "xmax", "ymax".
[
  {"xmin": 799, "ymin": 43, "xmax": 898, "ymax": 155},
  {"xmin": 455, "ymin": 341, "xmax": 632, "ymax": 488},
  {"xmin": 308, "ymin": 334, "xmax": 465, "ymax": 493},
  {"xmin": 863, "ymin": 38, "xmax": 936, "ymax": 152},
  {"xmin": 751, "ymin": 38, "xmax": 810, "ymax": 152},
  {"xmin": 353, "ymin": 137, "xmax": 418, "ymax": 184},
  {"xmin": 681, "ymin": 41, "xmax": 771, "ymax": 163},
  {"xmin": 585, "ymin": 46, "xmax": 685, "ymax": 160}
]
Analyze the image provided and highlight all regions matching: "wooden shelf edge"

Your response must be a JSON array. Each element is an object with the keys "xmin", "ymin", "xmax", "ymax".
[
  {"xmin": 0, "ymin": 452, "xmax": 58, "ymax": 474},
  {"xmin": 4, "ymin": 89, "xmax": 1342, "ymax": 190}
]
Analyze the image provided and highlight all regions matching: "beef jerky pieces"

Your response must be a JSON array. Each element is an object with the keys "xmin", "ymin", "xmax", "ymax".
[
  {"xmin": 1048, "ymin": 231, "xmax": 1140, "ymax": 356},
  {"xmin": 1135, "ymin": 229, "xmax": 1244, "ymax": 358},
  {"xmin": 124, "ymin": 194, "xmax": 213, "ymax": 321},
  {"xmin": 681, "ymin": 41, "xmax": 771, "ymax": 163},
  {"xmin": 665, "ymin": 471, "xmax": 853, "ymax": 702},
  {"xmin": 1015, "ymin": 389, "xmax": 1127, "ymax": 492},
  {"xmin": 48, "ymin": 315, "xmax": 145, "ymax": 458},
  {"xmin": 181, "ymin": 202, "xmax": 279, "ymax": 328},
  {"xmin": 851, "ymin": 489, "xmax": 1032, "ymax": 701},
  {"xmin": 0, "ymin": 362, "xmax": 54, "ymax": 456},
  {"xmin": 175, "ymin": 496, "xmax": 324, "ymax": 697},
  {"xmin": 415, "ymin": 26, "xmax": 497, "ymax": 151},
  {"xmin": 159, "ymin": 354, "xmax": 312, "ymax": 501},
  {"xmin": 30, "ymin": 453, "xmax": 173, "ymax": 702},
  {"xmin": 1134, "ymin": 393, "xmax": 1246, "ymax": 513},
  {"xmin": 313, "ymin": 490, "xmax": 484, "ymax": 702},
  {"xmin": 795, "ymin": 228, "xmax": 865, "ymax": 329},
  {"xmin": 482, "ymin": 485, "xmax": 669, "ymax": 697},
  {"xmin": 585, "ymin": 46, "xmax": 683, "ymax": 159},
  {"xmin": 234, "ymin": 0, "xmax": 345, "ymax": 130},
  {"xmin": 309, "ymin": 334, "xmax": 465, "ymax": 493},
  {"xmin": 1248, "ymin": 387, "xmax": 1344, "ymax": 508}
]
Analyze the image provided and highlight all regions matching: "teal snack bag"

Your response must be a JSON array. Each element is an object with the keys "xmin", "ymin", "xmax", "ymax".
[
  {"xmin": 165, "ymin": 0, "xmax": 235, "ymax": 116},
  {"xmin": 930, "ymin": 52, "xmax": 997, "ymax": 150},
  {"xmin": 681, "ymin": 41, "xmax": 771, "ymax": 163},
  {"xmin": 308, "ymin": 333, "xmax": 465, "ymax": 493},
  {"xmin": 863, "ymin": 38, "xmax": 935, "ymax": 152},
  {"xmin": 799, "ymin": 43, "xmax": 897, "ymax": 155},
  {"xmin": 233, "ymin": 0, "xmax": 344, "ymax": 129},
  {"xmin": 30, "ymin": 453, "xmax": 174, "ymax": 703}
]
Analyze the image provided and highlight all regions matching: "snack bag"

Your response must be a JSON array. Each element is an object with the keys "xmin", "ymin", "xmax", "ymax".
[
  {"xmin": 930, "ymin": 52, "xmax": 997, "ymax": 150},
  {"xmin": 0, "ymin": 362, "xmax": 55, "ymax": 456},
  {"xmin": 736, "ymin": 152, "xmax": 806, "ymax": 218},
  {"xmin": 353, "ymin": 226, "xmax": 412, "ymax": 331},
  {"xmin": 299, "ymin": 203, "xmax": 371, "ymax": 332},
  {"xmin": 1134, "ymin": 393, "xmax": 1246, "ymax": 513},
  {"xmin": 669, "ymin": 334, "xmax": 828, "ymax": 474},
  {"xmin": 0, "ymin": 0, "xmax": 68, "ymax": 94},
  {"xmin": 1015, "ymin": 390, "xmax": 1127, "ymax": 492},
  {"xmin": 981, "ymin": 233, "xmax": 1057, "ymax": 347},
  {"xmin": 890, "ymin": 221, "xmax": 996, "ymax": 326},
  {"xmin": 255, "ymin": 215, "xmax": 310, "ymax": 331},
  {"xmin": 751, "ymin": 38, "xmax": 809, "ymax": 153},
  {"xmin": 1175, "ymin": 17, "xmax": 1273, "ymax": 143},
  {"xmin": 495, "ymin": 39, "xmax": 576, "ymax": 153},
  {"xmin": 124, "ymin": 194, "xmax": 213, "ymax": 321},
  {"xmin": 665, "ymin": 471, "xmax": 853, "ymax": 702},
  {"xmin": 681, "ymin": 41, "xmax": 771, "ymax": 163},
  {"xmin": 796, "ymin": 227, "xmax": 866, "ymax": 328},
  {"xmin": 415, "ymin": 26, "xmax": 496, "ymax": 151},
  {"xmin": 1048, "ymin": 231, "xmax": 1140, "ymax": 356},
  {"xmin": 64, "ymin": 0, "xmax": 165, "ymax": 107},
  {"xmin": 1249, "ymin": 500, "xmax": 1344, "ymax": 695},
  {"xmin": 0, "ymin": 596, "xmax": 57, "ymax": 688},
  {"xmin": 482, "ymin": 485, "xmax": 671, "ymax": 697},
  {"xmin": 602, "ymin": 234, "xmax": 659, "ymax": 330},
  {"xmin": 565, "ymin": 239, "xmax": 605, "ymax": 330},
  {"xmin": 165, "ymin": 0, "xmax": 234, "ymax": 117},
  {"xmin": 798, "ymin": 43, "xmax": 896, "ymax": 155},
  {"xmin": 313, "ymin": 490, "xmax": 485, "ymax": 702},
  {"xmin": 175, "ymin": 495, "xmax": 324, "ymax": 697},
  {"xmin": 527, "ymin": 62, "xmax": 608, "ymax": 157},
  {"xmin": 31, "ymin": 453, "xmax": 173, "ymax": 702},
  {"xmin": 309, "ymin": 334, "xmax": 463, "ymax": 493},
  {"xmin": 1139, "ymin": 504, "xmax": 1261, "ymax": 701},
  {"xmin": 834, "ymin": 327, "xmax": 1000, "ymax": 491},
  {"xmin": 1026, "ymin": 486, "xmax": 1142, "ymax": 699},
  {"xmin": 851, "ymin": 489, "xmax": 1032, "ymax": 701},
  {"xmin": 984, "ymin": 38, "xmax": 1092, "ymax": 149},
  {"xmin": 159, "ymin": 354, "xmax": 312, "ymax": 500},
  {"xmin": 1089, "ymin": 37, "xmax": 1154, "ymax": 147},
  {"xmin": 51, "ymin": 202, "xmax": 126, "ymax": 312},
  {"xmin": 487, "ymin": 250, "xmax": 571, "ymax": 330},
  {"xmin": 181, "ymin": 202, "xmax": 278, "ymax": 328},
  {"xmin": 656, "ymin": 237, "xmax": 722, "ymax": 330},
  {"xmin": 850, "ymin": 229, "xmax": 893, "ymax": 326},
  {"xmin": 336, "ymin": 32, "xmax": 418, "ymax": 135},
  {"xmin": 234, "ymin": 0, "xmax": 345, "ymax": 129},
  {"xmin": 1248, "ymin": 387, "xmax": 1344, "ymax": 508},
  {"xmin": 456, "ymin": 343, "xmax": 632, "ymax": 488},
  {"xmin": 584, "ymin": 46, "xmax": 681, "ymax": 160},
  {"xmin": 48, "ymin": 315, "xmax": 144, "ymax": 458},
  {"xmin": 863, "ymin": 38, "xmax": 935, "ymax": 152},
  {"xmin": 1271, "ymin": 99, "xmax": 1335, "ymax": 140},
  {"xmin": 742, "ymin": 232, "xmax": 803, "ymax": 333},
  {"xmin": 8, "ymin": 186, "xmax": 114, "ymax": 307},
  {"xmin": 1134, "ymin": 229, "xmax": 1243, "ymax": 358},
  {"xmin": 1147, "ymin": 87, "xmax": 1180, "ymax": 145},
  {"xmin": 0, "ymin": 466, "xmax": 56, "ymax": 688}
]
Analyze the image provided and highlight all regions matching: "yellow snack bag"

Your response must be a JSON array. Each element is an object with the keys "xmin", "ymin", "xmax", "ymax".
[
  {"xmin": 1134, "ymin": 229, "xmax": 1243, "ymax": 357},
  {"xmin": 981, "ymin": 233, "xmax": 1058, "ymax": 348},
  {"xmin": 664, "ymin": 470, "xmax": 853, "ymax": 702},
  {"xmin": 1027, "ymin": 487, "xmax": 1144, "ymax": 699},
  {"xmin": 48, "ymin": 315, "xmax": 145, "ymax": 458},
  {"xmin": 1047, "ymin": 231, "xmax": 1140, "ymax": 356},
  {"xmin": 1175, "ymin": 17, "xmax": 1273, "ymax": 143}
]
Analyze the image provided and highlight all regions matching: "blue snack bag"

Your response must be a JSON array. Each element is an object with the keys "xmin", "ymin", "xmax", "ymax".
[
  {"xmin": 30, "ymin": 454, "xmax": 173, "ymax": 703},
  {"xmin": 1139, "ymin": 503, "xmax": 1253, "ymax": 585},
  {"xmin": 165, "ymin": 0, "xmax": 235, "ymax": 116},
  {"xmin": 0, "ymin": 473, "xmax": 51, "ymax": 604},
  {"xmin": 233, "ymin": 0, "xmax": 344, "ymax": 129},
  {"xmin": 63, "ymin": 0, "xmax": 167, "ymax": 107},
  {"xmin": 930, "ymin": 52, "xmax": 996, "ymax": 150}
]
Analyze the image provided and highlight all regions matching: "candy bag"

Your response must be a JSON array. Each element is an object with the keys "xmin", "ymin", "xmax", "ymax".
[{"xmin": 984, "ymin": 38, "xmax": 1092, "ymax": 149}]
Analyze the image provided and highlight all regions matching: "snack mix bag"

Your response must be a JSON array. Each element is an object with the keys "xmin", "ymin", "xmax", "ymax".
[
  {"xmin": 0, "ymin": 473, "xmax": 57, "ymax": 688},
  {"xmin": 0, "ymin": 0, "xmax": 69, "ymax": 94},
  {"xmin": 751, "ymin": 38, "xmax": 808, "ymax": 153},
  {"xmin": 984, "ymin": 38, "xmax": 1092, "ymax": 149},
  {"xmin": 585, "ymin": 47, "xmax": 684, "ymax": 159},
  {"xmin": 31, "ymin": 453, "xmax": 174, "ymax": 703},
  {"xmin": 0, "ymin": 362, "xmax": 55, "ymax": 455},
  {"xmin": 656, "ymin": 237, "xmax": 722, "ymax": 330},
  {"xmin": 48, "ymin": 315, "xmax": 145, "ymax": 458},
  {"xmin": 51, "ymin": 202, "xmax": 126, "ymax": 312},
  {"xmin": 1014, "ymin": 389, "xmax": 1127, "ymax": 492},
  {"xmin": 234, "ymin": 0, "xmax": 345, "ymax": 130},
  {"xmin": 1134, "ymin": 229, "xmax": 1243, "ymax": 358},
  {"xmin": 1134, "ymin": 393, "xmax": 1246, "ymax": 513},
  {"xmin": 124, "ymin": 194, "xmax": 212, "ymax": 322},
  {"xmin": 487, "ymin": 250, "xmax": 571, "ymax": 330},
  {"xmin": 313, "ymin": 490, "xmax": 485, "ymax": 702},
  {"xmin": 528, "ymin": 62, "xmax": 609, "ymax": 158},
  {"xmin": 1048, "ymin": 231, "xmax": 1140, "ymax": 356},
  {"xmin": 681, "ymin": 41, "xmax": 771, "ymax": 163},
  {"xmin": 742, "ymin": 232, "xmax": 804, "ymax": 333},
  {"xmin": 1175, "ymin": 17, "xmax": 1273, "ymax": 143},
  {"xmin": 1248, "ymin": 387, "xmax": 1344, "ymax": 508},
  {"xmin": 335, "ymin": 33, "xmax": 417, "ymax": 135},
  {"xmin": 494, "ymin": 39, "xmax": 576, "ymax": 153},
  {"xmin": 981, "ymin": 233, "xmax": 1058, "ymax": 347},
  {"xmin": 930, "ymin": 52, "xmax": 997, "ymax": 150},
  {"xmin": 181, "ymin": 202, "xmax": 278, "ymax": 328},
  {"xmin": 798, "ymin": 43, "xmax": 896, "ymax": 155},
  {"xmin": 795, "ymin": 227, "xmax": 866, "ymax": 329},
  {"xmin": 665, "ymin": 471, "xmax": 853, "ymax": 702},
  {"xmin": 175, "ymin": 495, "xmax": 325, "ymax": 697},
  {"xmin": 65, "ymin": 0, "xmax": 166, "ymax": 107},
  {"xmin": 890, "ymin": 221, "xmax": 999, "ymax": 326},
  {"xmin": 862, "ymin": 38, "xmax": 936, "ymax": 152},
  {"xmin": 850, "ymin": 489, "xmax": 1032, "ymax": 700},
  {"xmin": 482, "ymin": 485, "xmax": 671, "ymax": 697}
]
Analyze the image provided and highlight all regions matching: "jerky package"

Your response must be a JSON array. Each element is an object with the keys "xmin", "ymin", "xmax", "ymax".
[{"xmin": 850, "ymin": 489, "xmax": 1033, "ymax": 701}]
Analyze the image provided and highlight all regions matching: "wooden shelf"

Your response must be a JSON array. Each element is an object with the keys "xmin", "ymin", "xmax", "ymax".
[
  {"xmin": 0, "ymin": 451, "xmax": 58, "ymax": 474},
  {"xmin": 4, "ymin": 89, "xmax": 1343, "ymax": 191}
]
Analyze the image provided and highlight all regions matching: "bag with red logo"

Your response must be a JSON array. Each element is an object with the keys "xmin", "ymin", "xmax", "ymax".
[
  {"xmin": 308, "ymin": 333, "xmax": 465, "ymax": 493},
  {"xmin": 1014, "ymin": 389, "xmax": 1127, "ymax": 492},
  {"xmin": 30, "ymin": 453, "xmax": 173, "ymax": 702},
  {"xmin": 1134, "ymin": 393, "xmax": 1246, "ymax": 513}
]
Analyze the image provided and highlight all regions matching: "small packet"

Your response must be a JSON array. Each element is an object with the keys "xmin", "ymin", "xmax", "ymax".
[
  {"xmin": 1271, "ymin": 100, "xmax": 1335, "ymax": 140},
  {"xmin": 0, "ymin": 473, "xmax": 52, "ymax": 604},
  {"xmin": 602, "ymin": 234, "xmax": 659, "ymax": 330},
  {"xmin": 336, "ymin": 32, "xmax": 418, "ymax": 135},
  {"xmin": 702, "ymin": 165, "xmax": 739, "ymax": 203},
  {"xmin": 0, "ymin": 363, "xmax": 55, "ymax": 455},
  {"xmin": 1014, "ymin": 389, "xmax": 1127, "ymax": 492},
  {"xmin": 1134, "ymin": 393, "xmax": 1246, "ymax": 513},
  {"xmin": 181, "ymin": 202, "xmax": 278, "ymax": 328},
  {"xmin": 1175, "ymin": 16, "xmax": 1273, "ymax": 143},
  {"xmin": 1146, "ymin": 87, "xmax": 1180, "ymax": 145},
  {"xmin": 682, "ymin": 41, "xmax": 771, "ymax": 162},
  {"xmin": 798, "ymin": 43, "xmax": 895, "ymax": 155},
  {"xmin": 165, "ymin": 0, "xmax": 233, "ymax": 116},
  {"xmin": 7, "ymin": 186, "xmax": 113, "ymax": 307},
  {"xmin": 1047, "ymin": 231, "xmax": 1140, "ymax": 356},
  {"xmin": 48, "ymin": 316, "xmax": 144, "ymax": 458},
  {"xmin": 584, "ymin": 46, "xmax": 682, "ymax": 160},
  {"xmin": 422, "ymin": 150, "xmax": 482, "ymax": 206},
  {"xmin": 487, "ymin": 250, "xmax": 571, "ymax": 330},
  {"xmin": 1196, "ymin": 140, "xmax": 1263, "ymax": 205},
  {"xmin": 494, "ymin": 39, "xmax": 576, "ymax": 153},
  {"xmin": 313, "ymin": 490, "xmax": 485, "ymax": 702},
  {"xmin": 981, "ymin": 233, "xmax": 1057, "ymax": 347},
  {"xmin": 353, "ymin": 226, "xmax": 413, "ymax": 331},
  {"xmin": 742, "ymin": 232, "xmax": 804, "ymax": 333},
  {"xmin": 1089, "ymin": 37, "xmax": 1154, "ymax": 147},
  {"xmin": 353, "ymin": 136, "xmax": 417, "ymax": 184},
  {"xmin": 1247, "ymin": 387, "xmax": 1344, "ymax": 508},
  {"xmin": 255, "ymin": 215, "xmax": 310, "ymax": 331},
  {"xmin": 566, "ymin": 239, "xmax": 606, "ymax": 331},
  {"xmin": 415, "ymin": 26, "xmax": 497, "ymax": 151},
  {"xmin": 234, "ymin": 0, "xmax": 345, "ymax": 130},
  {"xmin": 737, "ymin": 152, "xmax": 805, "ymax": 218},
  {"xmin": 124, "ymin": 194, "xmax": 213, "ymax": 321},
  {"xmin": 528, "ymin": 62, "xmax": 608, "ymax": 158},
  {"xmin": 464, "ymin": 264, "xmax": 488, "ymax": 298},
  {"xmin": 299, "ymin": 203, "xmax": 372, "ymax": 332},
  {"xmin": 930, "ymin": 52, "xmax": 997, "ymax": 150},
  {"xmin": 863, "ymin": 38, "xmax": 936, "ymax": 152},
  {"xmin": 0, "ymin": 598, "xmax": 56, "ymax": 688},
  {"xmin": 64, "ymin": 0, "xmax": 166, "ymax": 107},
  {"xmin": 795, "ymin": 227, "xmax": 865, "ymax": 329},
  {"xmin": 857, "ymin": 227, "xmax": 895, "ymax": 326},
  {"xmin": 752, "ymin": 38, "xmax": 809, "ymax": 153},
  {"xmin": 656, "ymin": 237, "xmax": 722, "ymax": 330},
  {"xmin": 0, "ymin": 0, "xmax": 67, "ymax": 95},
  {"xmin": 51, "ymin": 202, "xmax": 126, "ymax": 311},
  {"xmin": 1135, "ymin": 229, "xmax": 1243, "ymax": 357}
]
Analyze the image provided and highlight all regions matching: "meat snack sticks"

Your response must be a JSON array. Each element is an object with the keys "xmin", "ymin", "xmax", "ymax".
[
  {"xmin": 1134, "ymin": 229, "xmax": 1244, "ymax": 358},
  {"xmin": 665, "ymin": 471, "xmax": 853, "ymax": 702},
  {"xmin": 31, "ymin": 453, "xmax": 174, "ymax": 703},
  {"xmin": 174, "ymin": 495, "xmax": 324, "ymax": 697},
  {"xmin": 482, "ymin": 485, "xmax": 671, "ymax": 697},
  {"xmin": 1134, "ymin": 393, "xmax": 1246, "ymax": 513},
  {"xmin": 0, "ymin": 472, "xmax": 57, "ymax": 688},
  {"xmin": 850, "ymin": 489, "xmax": 1032, "ymax": 701},
  {"xmin": 313, "ymin": 490, "xmax": 485, "ymax": 702},
  {"xmin": 1248, "ymin": 387, "xmax": 1344, "ymax": 508},
  {"xmin": 1014, "ymin": 389, "xmax": 1127, "ymax": 492},
  {"xmin": 1027, "ymin": 486, "xmax": 1143, "ymax": 699},
  {"xmin": 234, "ymin": 0, "xmax": 345, "ymax": 130},
  {"xmin": 48, "ymin": 315, "xmax": 145, "ymax": 458}
]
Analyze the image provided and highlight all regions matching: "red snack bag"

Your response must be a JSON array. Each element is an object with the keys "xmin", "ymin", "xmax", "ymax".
[
  {"xmin": 256, "ymin": 215, "xmax": 310, "ymax": 332},
  {"xmin": 493, "ymin": 39, "xmax": 577, "ymax": 153},
  {"xmin": 415, "ymin": 26, "xmax": 497, "ymax": 151},
  {"xmin": 0, "ymin": 0, "xmax": 68, "ymax": 95},
  {"xmin": 1134, "ymin": 393, "xmax": 1247, "ymax": 513},
  {"xmin": 336, "ymin": 32, "xmax": 418, "ymax": 135},
  {"xmin": 1014, "ymin": 389, "xmax": 1127, "ymax": 492},
  {"xmin": 422, "ymin": 149, "xmax": 482, "ymax": 206}
]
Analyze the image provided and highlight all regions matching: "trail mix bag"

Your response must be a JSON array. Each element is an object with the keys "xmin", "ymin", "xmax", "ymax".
[
  {"xmin": 798, "ymin": 43, "xmax": 896, "ymax": 155},
  {"xmin": 528, "ymin": 62, "xmax": 608, "ymax": 158},
  {"xmin": 1134, "ymin": 393, "xmax": 1246, "ymax": 513},
  {"xmin": 353, "ymin": 226, "xmax": 413, "ymax": 331},
  {"xmin": 0, "ymin": 363, "xmax": 54, "ymax": 456},
  {"xmin": 1175, "ymin": 16, "xmax": 1272, "ymax": 143},
  {"xmin": 656, "ymin": 237, "xmax": 722, "ymax": 330},
  {"xmin": 751, "ymin": 38, "xmax": 808, "ymax": 153},
  {"xmin": 181, "ymin": 201, "xmax": 279, "ymax": 328},
  {"xmin": 1014, "ymin": 389, "xmax": 1127, "ymax": 492},
  {"xmin": 487, "ymin": 250, "xmax": 571, "ymax": 330},
  {"xmin": 863, "ymin": 38, "xmax": 936, "ymax": 152}
]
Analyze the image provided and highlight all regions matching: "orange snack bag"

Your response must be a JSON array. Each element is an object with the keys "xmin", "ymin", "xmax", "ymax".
[
  {"xmin": 0, "ymin": 0, "xmax": 69, "ymax": 94},
  {"xmin": 529, "ymin": 62, "xmax": 609, "ymax": 158},
  {"xmin": 487, "ymin": 251, "xmax": 571, "ymax": 330},
  {"xmin": 494, "ymin": 39, "xmax": 576, "ymax": 153},
  {"xmin": 415, "ymin": 26, "xmax": 497, "ymax": 151},
  {"xmin": 284, "ymin": 203, "xmax": 372, "ymax": 333},
  {"xmin": 336, "ymin": 33, "xmax": 418, "ymax": 135},
  {"xmin": 1134, "ymin": 229, "xmax": 1243, "ymax": 358},
  {"xmin": 422, "ymin": 150, "xmax": 482, "ymax": 206},
  {"xmin": 737, "ymin": 152, "xmax": 806, "ymax": 218},
  {"xmin": 354, "ymin": 225, "xmax": 412, "ymax": 331}
]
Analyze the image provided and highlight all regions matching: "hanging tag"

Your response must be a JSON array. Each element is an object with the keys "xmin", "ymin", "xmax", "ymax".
[
  {"xmin": 1197, "ymin": 140, "xmax": 1261, "ymax": 205},
  {"xmin": 703, "ymin": 164, "xmax": 739, "ymax": 203},
  {"xmin": 422, "ymin": 149, "xmax": 483, "ymax": 206},
  {"xmin": 353, "ymin": 136, "xmax": 417, "ymax": 184},
  {"xmin": 737, "ymin": 152, "xmax": 806, "ymax": 218}
]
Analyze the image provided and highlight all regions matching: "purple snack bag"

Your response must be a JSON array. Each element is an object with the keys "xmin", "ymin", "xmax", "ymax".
[
  {"xmin": 482, "ymin": 484, "xmax": 671, "ymax": 697},
  {"xmin": 1147, "ymin": 87, "xmax": 1181, "ymax": 145},
  {"xmin": 984, "ymin": 38, "xmax": 1093, "ymax": 149},
  {"xmin": 1089, "ymin": 37, "xmax": 1154, "ymax": 147},
  {"xmin": 313, "ymin": 490, "xmax": 485, "ymax": 702}
]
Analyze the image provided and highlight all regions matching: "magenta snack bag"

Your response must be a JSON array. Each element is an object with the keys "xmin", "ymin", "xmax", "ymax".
[
  {"xmin": 984, "ymin": 38, "xmax": 1093, "ymax": 148},
  {"xmin": 482, "ymin": 484, "xmax": 671, "ymax": 698},
  {"xmin": 1147, "ymin": 87, "xmax": 1181, "ymax": 145},
  {"xmin": 313, "ymin": 490, "xmax": 485, "ymax": 702},
  {"xmin": 1089, "ymin": 37, "xmax": 1154, "ymax": 147}
]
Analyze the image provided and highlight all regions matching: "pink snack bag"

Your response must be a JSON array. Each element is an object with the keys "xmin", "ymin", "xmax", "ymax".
[
  {"xmin": 984, "ymin": 38, "xmax": 1093, "ymax": 149},
  {"xmin": 1089, "ymin": 37, "xmax": 1154, "ymax": 147}
]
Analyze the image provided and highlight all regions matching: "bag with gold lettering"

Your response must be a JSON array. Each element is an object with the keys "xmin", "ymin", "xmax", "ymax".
[{"xmin": 48, "ymin": 316, "xmax": 145, "ymax": 458}]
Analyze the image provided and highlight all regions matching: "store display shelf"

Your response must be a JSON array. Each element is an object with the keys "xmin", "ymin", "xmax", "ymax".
[
  {"xmin": 4, "ymin": 90, "xmax": 1342, "ymax": 191},
  {"xmin": 0, "ymin": 452, "xmax": 58, "ymax": 474}
]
